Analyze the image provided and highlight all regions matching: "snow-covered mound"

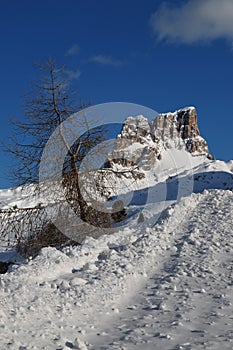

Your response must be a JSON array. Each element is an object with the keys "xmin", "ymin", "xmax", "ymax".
[
  {"xmin": 0, "ymin": 185, "xmax": 38, "ymax": 209},
  {"xmin": 0, "ymin": 189, "xmax": 232, "ymax": 349}
]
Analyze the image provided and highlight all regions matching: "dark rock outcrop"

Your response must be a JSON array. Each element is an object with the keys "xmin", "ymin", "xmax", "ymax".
[{"xmin": 0, "ymin": 261, "xmax": 12, "ymax": 274}]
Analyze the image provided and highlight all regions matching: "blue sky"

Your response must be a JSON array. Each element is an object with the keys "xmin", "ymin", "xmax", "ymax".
[{"xmin": 0, "ymin": 0, "xmax": 233, "ymax": 188}]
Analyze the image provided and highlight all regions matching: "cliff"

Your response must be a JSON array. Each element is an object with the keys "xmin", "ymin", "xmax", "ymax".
[{"xmin": 106, "ymin": 107, "xmax": 213, "ymax": 171}]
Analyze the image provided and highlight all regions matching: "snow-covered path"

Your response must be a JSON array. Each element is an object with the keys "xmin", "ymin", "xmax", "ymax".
[
  {"xmin": 0, "ymin": 190, "xmax": 232, "ymax": 350},
  {"xmin": 87, "ymin": 190, "xmax": 233, "ymax": 350}
]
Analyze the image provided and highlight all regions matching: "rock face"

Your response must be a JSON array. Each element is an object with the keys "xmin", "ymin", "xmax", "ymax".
[{"xmin": 106, "ymin": 107, "xmax": 213, "ymax": 171}]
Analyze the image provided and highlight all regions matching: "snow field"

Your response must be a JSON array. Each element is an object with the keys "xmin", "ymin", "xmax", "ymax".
[{"xmin": 0, "ymin": 189, "xmax": 232, "ymax": 349}]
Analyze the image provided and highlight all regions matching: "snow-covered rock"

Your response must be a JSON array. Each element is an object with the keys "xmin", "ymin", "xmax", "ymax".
[{"xmin": 106, "ymin": 107, "xmax": 213, "ymax": 173}]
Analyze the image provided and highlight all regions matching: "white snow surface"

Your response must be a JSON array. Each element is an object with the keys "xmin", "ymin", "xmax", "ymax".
[
  {"xmin": 0, "ymin": 188, "xmax": 232, "ymax": 349},
  {"xmin": 0, "ymin": 134, "xmax": 232, "ymax": 350}
]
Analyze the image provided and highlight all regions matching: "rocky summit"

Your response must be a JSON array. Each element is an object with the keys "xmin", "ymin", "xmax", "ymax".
[{"xmin": 106, "ymin": 107, "xmax": 213, "ymax": 171}]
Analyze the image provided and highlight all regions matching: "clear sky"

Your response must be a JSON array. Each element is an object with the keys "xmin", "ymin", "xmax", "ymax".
[{"xmin": 0, "ymin": 0, "xmax": 233, "ymax": 188}]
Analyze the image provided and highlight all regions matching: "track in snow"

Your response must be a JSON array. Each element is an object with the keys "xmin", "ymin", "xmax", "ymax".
[
  {"xmin": 86, "ymin": 190, "xmax": 233, "ymax": 350},
  {"xmin": 0, "ymin": 190, "xmax": 232, "ymax": 350}
]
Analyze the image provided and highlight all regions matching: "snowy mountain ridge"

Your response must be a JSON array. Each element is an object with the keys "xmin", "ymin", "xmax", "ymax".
[
  {"xmin": 106, "ymin": 106, "xmax": 213, "ymax": 173},
  {"xmin": 0, "ymin": 106, "xmax": 232, "ymax": 349},
  {"xmin": 94, "ymin": 107, "xmax": 232, "ymax": 202},
  {"xmin": 0, "ymin": 106, "xmax": 232, "ymax": 208}
]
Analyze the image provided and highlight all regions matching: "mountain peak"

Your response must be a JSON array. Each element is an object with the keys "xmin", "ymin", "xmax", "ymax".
[
  {"xmin": 106, "ymin": 107, "xmax": 213, "ymax": 171},
  {"xmin": 152, "ymin": 106, "xmax": 211, "ymax": 155}
]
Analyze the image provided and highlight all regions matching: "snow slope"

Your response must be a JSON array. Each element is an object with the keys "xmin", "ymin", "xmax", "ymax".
[
  {"xmin": 0, "ymin": 189, "xmax": 232, "ymax": 349},
  {"xmin": 0, "ymin": 107, "xmax": 232, "ymax": 349}
]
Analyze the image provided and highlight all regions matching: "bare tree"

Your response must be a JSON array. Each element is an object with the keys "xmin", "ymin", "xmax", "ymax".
[
  {"xmin": 6, "ymin": 60, "xmax": 82, "ymax": 185},
  {"xmin": 4, "ymin": 59, "xmax": 113, "ymax": 254}
]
